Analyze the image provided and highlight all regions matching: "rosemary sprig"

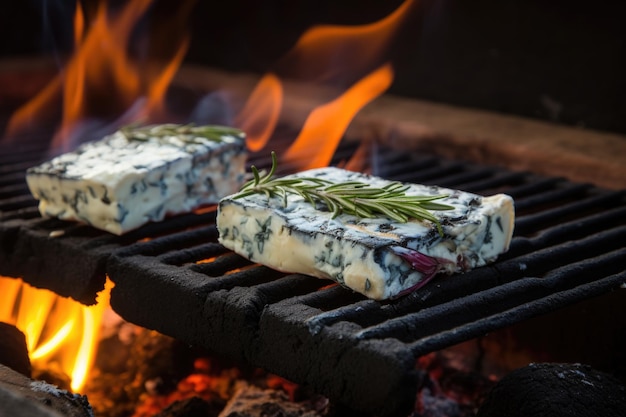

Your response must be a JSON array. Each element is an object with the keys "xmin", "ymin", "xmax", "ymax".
[
  {"xmin": 235, "ymin": 152, "xmax": 454, "ymax": 234},
  {"xmin": 120, "ymin": 123, "xmax": 244, "ymax": 144}
]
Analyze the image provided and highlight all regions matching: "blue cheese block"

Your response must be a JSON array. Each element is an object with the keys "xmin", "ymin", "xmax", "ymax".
[
  {"xmin": 26, "ymin": 125, "xmax": 247, "ymax": 235},
  {"xmin": 217, "ymin": 168, "xmax": 514, "ymax": 300}
]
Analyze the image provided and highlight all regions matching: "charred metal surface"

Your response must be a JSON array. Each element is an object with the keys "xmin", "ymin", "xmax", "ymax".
[
  {"xmin": 0, "ymin": 142, "xmax": 229, "ymax": 304},
  {"xmin": 1, "ymin": 141, "xmax": 625, "ymax": 416}
]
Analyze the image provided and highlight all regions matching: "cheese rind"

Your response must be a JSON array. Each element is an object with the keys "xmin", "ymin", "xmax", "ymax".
[
  {"xmin": 26, "ymin": 126, "xmax": 247, "ymax": 235},
  {"xmin": 217, "ymin": 168, "xmax": 514, "ymax": 300}
]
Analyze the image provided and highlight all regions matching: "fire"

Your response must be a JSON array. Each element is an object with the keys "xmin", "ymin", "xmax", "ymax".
[
  {"xmin": 0, "ymin": 0, "xmax": 416, "ymax": 400},
  {"xmin": 5, "ymin": 0, "xmax": 193, "ymax": 151},
  {"xmin": 284, "ymin": 64, "xmax": 393, "ymax": 169},
  {"xmin": 5, "ymin": 0, "xmax": 415, "ymax": 162},
  {"xmin": 339, "ymin": 141, "xmax": 371, "ymax": 173},
  {"xmin": 0, "ymin": 275, "xmax": 113, "ymax": 392},
  {"xmin": 235, "ymin": 73, "xmax": 283, "ymax": 152},
  {"xmin": 236, "ymin": 0, "xmax": 416, "ymax": 170}
]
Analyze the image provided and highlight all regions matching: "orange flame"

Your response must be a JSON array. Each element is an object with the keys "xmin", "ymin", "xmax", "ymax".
[
  {"xmin": 340, "ymin": 140, "xmax": 371, "ymax": 173},
  {"xmin": 0, "ymin": 0, "xmax": 415, "ymax": 404},
  {"xmin": 235, "ymin": 73, "xmax": 283, "ymax": 152},
  {"xmin": 0, "ymin": 275, "xmax": 113, "ymax": 392},
  {"xmin": 275, "ymin": 0, "xmax": 414, "ymax": 84},
  {"xmin": 284, "ymin": 63, "xmax": 393, "ymax": 170},
  {"xmin": 6, "ymin": 0, "xmax": 192, "ymax": 151},
  {"xmin": 237, "ymin": 0, "xmax": 416, "ymax": 168}
]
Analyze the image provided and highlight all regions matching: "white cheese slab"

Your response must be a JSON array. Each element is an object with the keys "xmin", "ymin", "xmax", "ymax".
[
  {"xmin": 27, "ymin": 125, "xmax": 247, "ymax": 235},
  {"xmin": 217, "ymin": 167, "xmax": 515, "ymax": 300}
]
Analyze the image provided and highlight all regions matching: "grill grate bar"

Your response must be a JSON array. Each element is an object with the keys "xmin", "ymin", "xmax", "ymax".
[
  {"xmin": 354, "ymin": 247, "xmax": 626, "ymax": 342},
  {"xmin": 189, "ymin": 252, "xmax": 255, "ymax": 277},
  {"xmin": 303, "ymin": 229, "xmax": 626, "ymax": 342},
  {"xmin": 159, "ymin": 241, "xmax": 227, "ymax": 266},
  {"xmin": 447, "ymin": 171, "xmax": 529, "ymax": 194},
  {"xmin": 0, "ymin": 194, "xmax": 37, "ymax": 212},
  {"xmin": 1, "ymin": 142, "xmax": 625, "ymax": 416},
  {"xmin": 388, "ymin": 162, "xmax": 468, "ymax": 184},
  {"xmin": 499, "ymin": 176, "xmax": 565, "ymax": 199},
  {"xmin": 407, "ymin": 268, "xmax": 626, "ymax": 357},
  {"xmin": 0, "ymin": 182, "xmax": 30, "ymax": 199},
  {"xmin": 512, "ymin": 182, "xmax": 593, "ymax": 211},
  {"xmin": 0, "ymin": 171, "xmax": 31, "ymax": 185},
  {"xmin": 513, "ymin": 189, "xmax": 625, "ymax": 235},
  {"xmin": 506, "ymin": 204, "xmax": 626, "ymax": 258}
]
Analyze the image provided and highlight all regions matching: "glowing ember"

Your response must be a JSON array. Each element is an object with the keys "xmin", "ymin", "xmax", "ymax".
[
  {"xmin": 1, "ymin": 1, "xmax": 416, "ymax": 405},
  {"xmin": 131, "ymin": 358, "xmax": 238, "ymax": 417},
  {"xmin": 0, "ymin": 275, "xmax": 113, "ymax": 392}
]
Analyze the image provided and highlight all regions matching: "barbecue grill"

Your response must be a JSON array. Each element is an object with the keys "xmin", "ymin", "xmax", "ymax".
[{"xmin": 1, "ymin": 136, "xmax": 625, "ymax": 416}]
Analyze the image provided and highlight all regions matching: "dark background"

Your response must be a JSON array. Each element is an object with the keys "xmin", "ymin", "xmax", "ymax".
[{"xmin": 1, "ymin": 0, "xmax": 625, "ymax": 134}]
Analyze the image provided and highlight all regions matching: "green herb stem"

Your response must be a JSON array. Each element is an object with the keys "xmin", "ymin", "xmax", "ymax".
[
  {"xmin": 235, "ymin": 152, "xmax": 454, "ymax": 234},
  {"xmin": 120, "ymin": 123, "xmax": 244, "ymax": 144}
]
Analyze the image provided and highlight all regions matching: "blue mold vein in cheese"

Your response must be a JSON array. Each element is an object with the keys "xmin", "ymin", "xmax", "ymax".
[
  {"xmin": 26, "ymin": 126, "xmax": 247, "ymax": 235},
  {"xmin": 217, "ymin": 167, "xmax": 514, "ymax": 300}
]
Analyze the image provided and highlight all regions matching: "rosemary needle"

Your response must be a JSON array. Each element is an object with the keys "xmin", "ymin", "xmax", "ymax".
[
  {"xmin": 121, "ymin": 123, "xmax": 244, "ymax": 144},
  {"xmin": 235, "ymin": 152, "xmax": 454, "ymax": 234}
]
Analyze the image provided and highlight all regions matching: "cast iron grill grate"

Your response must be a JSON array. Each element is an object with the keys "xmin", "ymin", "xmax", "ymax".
[{"xmin": 1, "ymin": 140, "xmax": 625, "ymax": 416}]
